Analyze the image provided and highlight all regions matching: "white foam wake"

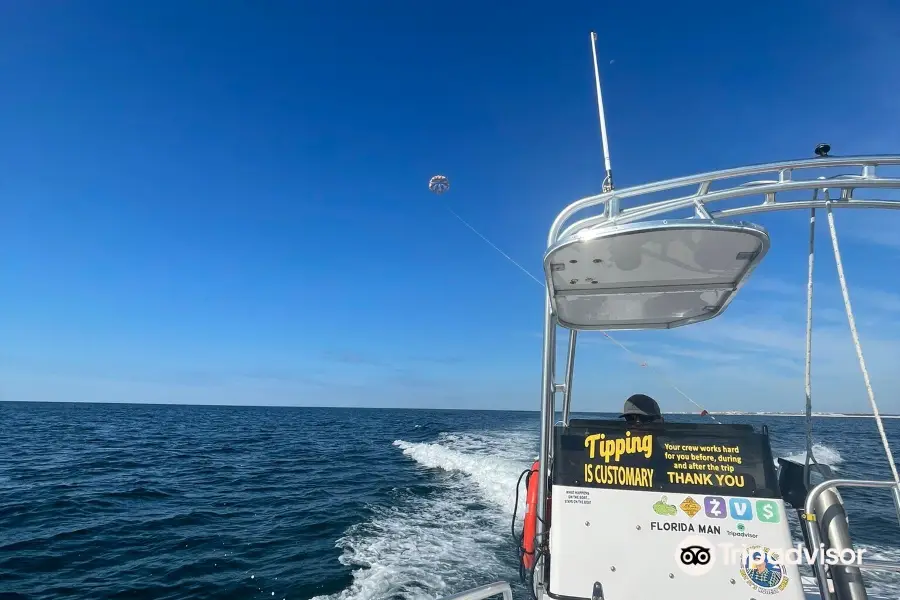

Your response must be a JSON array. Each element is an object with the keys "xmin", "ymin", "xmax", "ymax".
[
  {"xmin": 310, "ymin": 429, "xmax": 535, "ymax": 600},
  {"xmin": 853, "ymin": 543, "xmax": 900, "ymax": 598},
  {"xmin": 798, "ymin": 542, "xmax": 900, "ymax": 599},
  {"xmin": 777, "ymin": 443, "xmax": 845, "ymax": 471},
  {"xmin": 393, "ymin": 432, "xmax": 534, "ymax": 515}
]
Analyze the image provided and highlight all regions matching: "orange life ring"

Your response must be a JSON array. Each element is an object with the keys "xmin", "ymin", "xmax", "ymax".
[{"xmin": 522, "ymin": 460, "xmax": 540, "ymax": 571}]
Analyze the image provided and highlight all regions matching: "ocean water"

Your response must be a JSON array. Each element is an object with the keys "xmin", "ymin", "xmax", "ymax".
[{"xmin": 1, "ymin": 402, "xmax": 899, "ymax": 599}]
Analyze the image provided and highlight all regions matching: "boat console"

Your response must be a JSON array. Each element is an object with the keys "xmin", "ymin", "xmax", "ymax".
[{"xmin": 548, "ymin": 419, "xmax": 800, "ymax": 599}]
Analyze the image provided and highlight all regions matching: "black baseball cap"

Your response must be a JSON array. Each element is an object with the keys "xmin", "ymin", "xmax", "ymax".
[{"xmin": 620, "ymin": 394, "xmax": 662, "ymax": 420}]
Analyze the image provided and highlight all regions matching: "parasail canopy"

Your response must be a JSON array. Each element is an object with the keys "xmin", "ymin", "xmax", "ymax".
[{"xmin": 429, "ymin": 175, "xmax": 450, "ymax": 194}]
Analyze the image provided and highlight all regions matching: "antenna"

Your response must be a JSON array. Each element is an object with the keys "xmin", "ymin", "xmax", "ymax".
[{"xmin": 590, "ymin": 32, "xmax": 615, "ymax": 195}]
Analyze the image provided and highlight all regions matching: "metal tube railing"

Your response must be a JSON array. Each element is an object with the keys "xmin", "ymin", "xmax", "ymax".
[
  {"xmin": 437, "ymin": 582, "xmax": 513, "ymax": 600},
  {"xmin": 535, "ymin": 297, "xmax": 557, "ymax": 593},
  {"xmin": 561, "ymin": 330, "xmax": 577, "ymax": 425},
  {"xmin": 804, "ymin": 479, "xmax": 900, "ymax": 600},
  {"xmin": 547, "ymin": 155, "xmax": 900, "ymax": 247}
]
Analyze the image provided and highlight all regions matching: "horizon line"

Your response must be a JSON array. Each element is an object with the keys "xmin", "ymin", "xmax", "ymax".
[{"xmin": 1, "ymin": 399, "xmax": 896, "ymax": 417}]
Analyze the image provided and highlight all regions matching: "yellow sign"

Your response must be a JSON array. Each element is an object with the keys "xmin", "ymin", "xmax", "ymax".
[
  {"xmin": 561, "ymin": 427, "xmax": 769, "ymax": 494},
  {"xmin": 665, "ymin": 472, "xmax": 747, "ymax": 487},
  {"xmin": 680, "ymin": 496, "xmax": 701, "ymax": 518},
  {"xmin": 584, "ymin": 431, "xmax": 653, "ymax": 462},
  {"xmin": 584, "ymin": 464, "xmax": 654, "ymax": 488},
  {"xmin": 662, "ymin": 441, "xmax": 748, "ymax": 490}
]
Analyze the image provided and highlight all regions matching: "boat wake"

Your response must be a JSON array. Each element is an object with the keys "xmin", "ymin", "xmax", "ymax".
[
  {"xmin": 310, "ymin": 430, "xmax": 531, "ymax": 600},
  {"xmin": 314, "ymin": 429, "xmax": 896, "ymax": 600},
  {"xmin": 393, "ymin": 433, "xmax": 531, "ymax": 514},
  {"xmin": 777, "ymin": 443, "xmax": 845, "ymax": 471}
]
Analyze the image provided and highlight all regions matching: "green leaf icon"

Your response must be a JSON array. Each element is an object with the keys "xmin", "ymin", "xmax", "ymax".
[{"xmin": 653, "ymin": 496, "xmax": 677, "ymax": 516}]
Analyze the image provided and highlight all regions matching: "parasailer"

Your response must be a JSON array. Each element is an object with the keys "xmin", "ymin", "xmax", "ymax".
[{"xmin": 429, "ymin": 174, "xmax": 450, "ymax": 194}]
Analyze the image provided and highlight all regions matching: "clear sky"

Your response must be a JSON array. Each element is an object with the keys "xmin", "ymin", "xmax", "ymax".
[{"xmin": 3, "ymin": 1, "xmax": 900, "ymax": 412}]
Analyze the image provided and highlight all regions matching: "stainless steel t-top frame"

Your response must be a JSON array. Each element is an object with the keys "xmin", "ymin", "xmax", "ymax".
[{"xmin": 533, "ymin": 154, "xmax": 900, "ymax": 597}]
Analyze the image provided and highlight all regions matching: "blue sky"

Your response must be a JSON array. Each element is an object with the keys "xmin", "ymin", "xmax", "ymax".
[{"xmin": 3, "ymin": 1, "xmax": 900, "ymax": 412}]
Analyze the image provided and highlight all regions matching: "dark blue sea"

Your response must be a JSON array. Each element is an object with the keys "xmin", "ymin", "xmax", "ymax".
[{"xmin": 1, "ymin": 402, "xmax": 899, "ymax": 599}]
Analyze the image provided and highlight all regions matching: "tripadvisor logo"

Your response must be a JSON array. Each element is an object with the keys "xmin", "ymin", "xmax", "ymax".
[
  {"xmin": 689, "ymin": 541, "xmax": 867, "ymax": 567},
  {"xmin": 728, "ymin": 523, "xmax": 759, "ymax": 539},
  {"xmin": 675, "ymin": 535, "xmax": 716, "ymax": 576}
]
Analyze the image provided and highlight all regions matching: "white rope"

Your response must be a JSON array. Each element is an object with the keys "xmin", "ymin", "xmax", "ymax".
[
  {"xmin": 439, "ymin": 201, "xmax": 716, "ymax": 420},
  {"xmin": 803, "ymin": 208, "xmax": 822, "ymax": 486},
  {"xmin": 442, "ymin": 204, "xmax": 544, "ymax": 286},
  {"xmin": 600, "ymin": 332, "xmax": 719, "ymax": 422},
  {"xmin": 826, "ymin": 202, "xmax": 900, "ymax": 483}
]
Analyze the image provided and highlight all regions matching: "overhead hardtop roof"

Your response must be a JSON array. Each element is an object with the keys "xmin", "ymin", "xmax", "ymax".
[
  {"xmin": 543, "ymin": 155, "xmax": 900, "ymax": 331},
  {"xmin": 544, "ymin": 219, "xmax": 769, "ymax": 330}
]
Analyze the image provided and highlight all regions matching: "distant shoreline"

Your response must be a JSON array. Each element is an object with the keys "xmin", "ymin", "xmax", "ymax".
[{"xmin": 674, "ymin": 411, "xmax": 900, "ymax": 419}]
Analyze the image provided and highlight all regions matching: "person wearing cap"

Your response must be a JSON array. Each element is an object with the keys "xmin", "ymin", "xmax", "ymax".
[{"xmin": 620, "ymin": 394, "xmax": 664, "ymax": 424}]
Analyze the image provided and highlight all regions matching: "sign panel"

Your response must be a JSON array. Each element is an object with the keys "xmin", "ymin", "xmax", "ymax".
[
  {"xmin": 548, "ymin": 486, "xmax": 806, "ymax": 600},
  {"xmin": 553, "ymin": 421, "xmax": 779, "ymax": 497},
  {"xmin": 547, "ymin": 421, "xmax": 799, "ymax": 600}
]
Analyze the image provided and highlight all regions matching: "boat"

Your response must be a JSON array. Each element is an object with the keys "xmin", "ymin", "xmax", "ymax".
[{"xmin": 435, "ymin": 32, "xmax": 900, "ymax": 600}]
